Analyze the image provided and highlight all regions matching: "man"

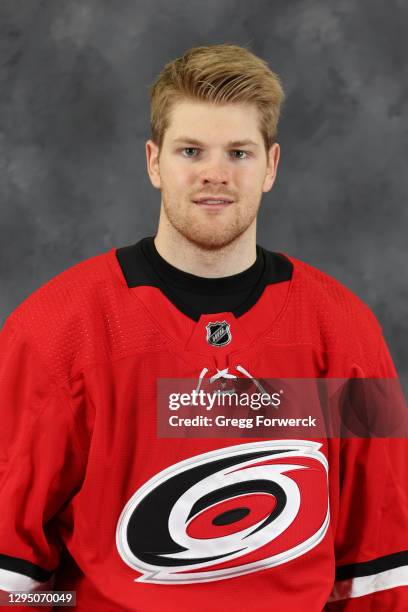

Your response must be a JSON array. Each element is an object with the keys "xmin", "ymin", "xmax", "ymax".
[{"xmin": 0, "ymin": 43, "xmax": 407, "ymax": 610}]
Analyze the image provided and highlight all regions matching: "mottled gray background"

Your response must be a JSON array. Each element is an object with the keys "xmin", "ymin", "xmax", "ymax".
[{"xmin": 1, "ymin": 0, "xmax": 407, "ymax": 377}]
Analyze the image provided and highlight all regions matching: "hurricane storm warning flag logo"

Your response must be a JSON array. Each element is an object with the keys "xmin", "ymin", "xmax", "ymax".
[{"xmin": 116, "ymin": 440, "xmax": 329, "ymax": 584}]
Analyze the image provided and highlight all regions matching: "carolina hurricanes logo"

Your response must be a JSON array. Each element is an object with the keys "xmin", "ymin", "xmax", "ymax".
[{"xmin": 116, "ymin": 440, "xmax": 329, "ymax": 584}]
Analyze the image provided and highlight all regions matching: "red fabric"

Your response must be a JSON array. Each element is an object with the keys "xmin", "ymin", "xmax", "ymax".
[{"xmin": 0, "ymin": 248, "xmax": 406, "ymax": 610}]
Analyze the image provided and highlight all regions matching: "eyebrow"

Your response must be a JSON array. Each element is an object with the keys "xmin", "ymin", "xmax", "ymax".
[{"xmin": 173, "ymin": 137, "xmax": 260, "ymax": 148}]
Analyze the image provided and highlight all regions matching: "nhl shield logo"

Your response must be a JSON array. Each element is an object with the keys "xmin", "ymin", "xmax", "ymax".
[{"xmin": 206, "ymin": 321, "xmax": 232, "ymax": 347}]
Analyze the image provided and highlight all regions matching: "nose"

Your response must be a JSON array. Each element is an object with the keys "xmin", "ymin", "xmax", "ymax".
[{"xmin": 199, "ymin": 153, "xmax": 230, "ymax": 185}]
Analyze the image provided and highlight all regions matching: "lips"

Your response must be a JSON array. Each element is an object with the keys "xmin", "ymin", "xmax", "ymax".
[{"xmin": 193, "ymin": 197, "xmax": 234, "ymax": 204}]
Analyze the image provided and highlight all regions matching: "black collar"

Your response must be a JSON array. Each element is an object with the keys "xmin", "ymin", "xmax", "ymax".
[
  {"xmin": 116, "ymin": 237, "xmax": 293, "ymax": 321},
  {"xmin": 141, "ymin": 237, "xmax": 265, "ymax": 294}
]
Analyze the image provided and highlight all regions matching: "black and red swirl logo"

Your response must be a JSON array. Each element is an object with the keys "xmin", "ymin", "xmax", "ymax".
[{"xmin": 116, "ymin": 440, "xmax": 329, "ymax": 584}]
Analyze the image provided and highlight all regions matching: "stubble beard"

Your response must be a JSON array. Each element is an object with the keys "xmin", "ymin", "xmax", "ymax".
[{"xmin": 161, "ymin": 190, "xmax": 261, "ymax": 251}]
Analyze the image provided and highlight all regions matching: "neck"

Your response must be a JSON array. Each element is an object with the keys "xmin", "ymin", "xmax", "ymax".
[{"xmin": 154, "ymin": 211, "xmax": 257, "ymax": 278}]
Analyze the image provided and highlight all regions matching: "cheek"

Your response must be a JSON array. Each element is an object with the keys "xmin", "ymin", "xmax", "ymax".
[
  {"xmin": 163, "ymin": 164, "xmax": 194, "ymax": 193},
  {"xmin": 235, "ymin": 171, "xmax": 261, "ymax": 194}
]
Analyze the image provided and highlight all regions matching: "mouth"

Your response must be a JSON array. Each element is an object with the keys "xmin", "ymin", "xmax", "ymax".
[{"xmin": 193, "ymin": 198, "xmax": 234, "ymax": 209}]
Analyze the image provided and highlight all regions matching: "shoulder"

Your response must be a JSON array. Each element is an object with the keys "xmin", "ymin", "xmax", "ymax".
[
  {"xmin": 278, "ymin": 253, "xmax": 384, "ymax": 370},
  {"xmin": 4, "ymin": 247, "xmax": 141, "ymax": 384},
  {"xmin": 9, "ymin": 249, "xmax": 115, "ymax": 325},
  {"xmin": 287, "ymin": 254, "xmax": 379, "ymax": 322}
]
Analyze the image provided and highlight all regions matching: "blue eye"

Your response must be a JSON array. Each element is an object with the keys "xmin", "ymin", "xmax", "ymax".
[
  {"xmin": 231, "ymin": 150, "xmax": 248, "ymax": 160},
  {"xmin": 182, "ymin": 148, "xmax": 199, "ymax": 157},
  {"xmin": 181, "ymin": 148, "xmax": 249, "ymax": 159}
]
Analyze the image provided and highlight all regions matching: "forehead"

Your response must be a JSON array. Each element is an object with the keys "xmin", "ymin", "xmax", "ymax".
[{"xmin": 165, "ymin": 100, "xmax": 263, "ymax": 144}]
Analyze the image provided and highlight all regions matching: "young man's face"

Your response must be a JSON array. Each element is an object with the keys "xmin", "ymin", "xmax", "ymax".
[{"xmin": 146, "ymin": 100, "xmax": 280, "ymax": 249}]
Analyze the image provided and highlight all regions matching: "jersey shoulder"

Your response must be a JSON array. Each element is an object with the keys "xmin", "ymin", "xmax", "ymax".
[
  {"xmin": 288, "ymin": 254, "xmax": 379, "ymax": 321},
  {"xmin": 5, "ymin": 248, "xmax": 164, "ymax": 385},
  {"xmin": 279, "ymin": 254, "xmax": 384, "ymax": 371}
]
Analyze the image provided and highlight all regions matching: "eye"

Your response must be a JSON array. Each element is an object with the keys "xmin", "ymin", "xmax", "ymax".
[
  {"xmin": 181, "ymin": 147, "xmax": 199, "ymax": 157},
  {"xmin": 231, "ymin": 150, "xmax": 249, "ymax": 160},
  {"xmin": 180, "ymin": 148, "xmax": 249, "ymax": 160}
]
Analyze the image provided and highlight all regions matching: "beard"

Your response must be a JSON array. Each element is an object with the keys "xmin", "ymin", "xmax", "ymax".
[{"xmin": 160, "ymin": 189, "xmax": 261, "ymax": 251}]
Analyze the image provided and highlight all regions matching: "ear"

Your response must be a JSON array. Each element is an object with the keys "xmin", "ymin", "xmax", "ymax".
[
  {"xmin": 146, "ymin": 139, "xmax": 162, "ymax": 189},
  {"xmin": 262, "ymin": 142, "xmax": 280, "ymax": 193}
]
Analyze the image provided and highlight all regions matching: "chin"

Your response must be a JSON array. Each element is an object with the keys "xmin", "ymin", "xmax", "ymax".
[{"xmin": 179, "ymin": 226, "xmax": 246, "ymax": 251}]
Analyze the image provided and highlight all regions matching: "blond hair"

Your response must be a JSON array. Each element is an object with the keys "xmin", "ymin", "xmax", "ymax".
[{"xmin": 148, "ymin": 43, "xmax": 285, "ymax": 155}]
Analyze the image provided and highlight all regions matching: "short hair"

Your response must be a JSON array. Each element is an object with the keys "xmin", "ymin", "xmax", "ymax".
[{"xmin": 148, "ymin": 43, "xmax": 285, "ymax": 156}]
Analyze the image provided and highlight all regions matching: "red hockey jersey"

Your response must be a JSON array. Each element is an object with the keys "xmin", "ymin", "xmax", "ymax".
[{"xmin": 0, "ymin": 240, "xmax": 407, "ymax": 610}]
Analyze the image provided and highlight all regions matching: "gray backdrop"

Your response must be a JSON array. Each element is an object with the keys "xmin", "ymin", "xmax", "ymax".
[{"xmin": 1, "ymin": 0, "xmax": 407, "ymax": 378}]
